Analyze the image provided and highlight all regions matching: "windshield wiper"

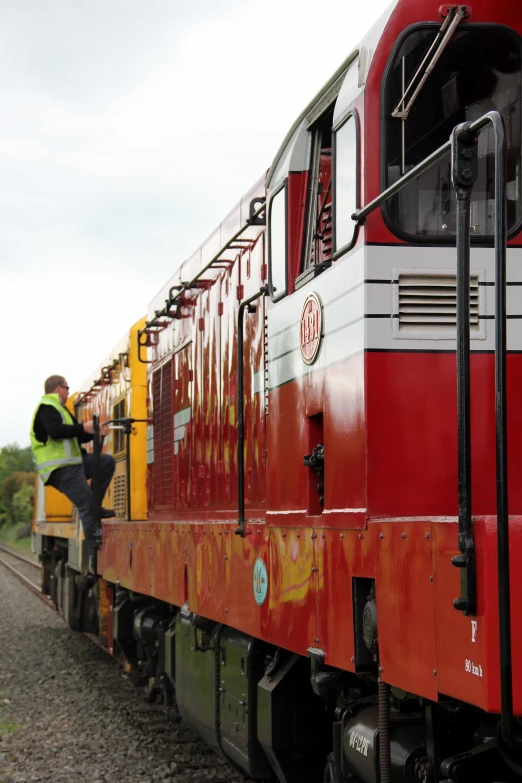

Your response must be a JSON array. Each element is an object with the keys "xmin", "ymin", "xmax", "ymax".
[{"xmin": 392, "ymin": 4, "xmax": 469, "ymax": 121}]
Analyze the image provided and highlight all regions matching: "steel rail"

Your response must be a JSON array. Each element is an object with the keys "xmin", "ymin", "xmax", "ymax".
[
  {"xmin": 0, "ymin": 549, "xmax": 112, "ymax": 657},
  {"xmin": 0, "ymin": 543, "xmax": 40, "ymax": 569},
  {"xmin": 0, "ymin": 554, "xmax": 54, "ymax": 610}
]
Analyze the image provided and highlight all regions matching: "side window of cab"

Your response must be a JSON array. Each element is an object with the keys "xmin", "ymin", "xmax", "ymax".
[
  {"xmin": 333, "ymin": 111, "xmax": 359, "ymax": 256},
  {"xmin": 268, "ymin": 182, "xmax": 287, "ymax": 301}
]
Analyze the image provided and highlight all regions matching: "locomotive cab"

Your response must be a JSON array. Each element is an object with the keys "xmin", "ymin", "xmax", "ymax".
[{"xmin": 263, "ymin": 0, "xmax": 522, "ymax": 780}]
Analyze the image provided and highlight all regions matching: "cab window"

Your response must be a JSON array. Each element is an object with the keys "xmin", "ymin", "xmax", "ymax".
[
  {"xmin": 333, "ymin": 112, "xmax": 358, "ymax": 254},
  {"xmin": 301, "ymin": 108, "xmax": 334, "ymax": 281},
  {"xmin": 268, "ymin": 184, "xmax": 287, "ymax": 301},
  {"xmin": 384, "ymin": 25, "xmax": 522, "ymax": 239}
]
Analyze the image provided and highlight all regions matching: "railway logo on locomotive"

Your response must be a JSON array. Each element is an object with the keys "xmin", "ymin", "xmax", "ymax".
[
  {"xmin": 253, "ymin": 557, "xmax": 268, "ymax": 606},
  {"xmin": 300, "ymin": 292, "xmax": 323, "ymax": 365}
]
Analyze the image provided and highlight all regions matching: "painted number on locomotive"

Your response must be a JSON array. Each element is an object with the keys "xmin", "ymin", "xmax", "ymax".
[
  {"xmin": 349, "ymin": 730, "xmax": 371, "ymax": 757},
  {"xmin": 300, "ymin": 292, "xmax": 323, "ymax": 365},
  {"xmin": 464, "ymin": 659, "xmax": 483, "ymax": 677},
  {"xmin": 253, "ymin": 557, "xmax": 268, "ymax": 606}
]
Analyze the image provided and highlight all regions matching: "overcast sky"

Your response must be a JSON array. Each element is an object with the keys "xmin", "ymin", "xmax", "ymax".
[{"xmin": 1, "ymin": 0, "xmax": 392, "ymax": 448}]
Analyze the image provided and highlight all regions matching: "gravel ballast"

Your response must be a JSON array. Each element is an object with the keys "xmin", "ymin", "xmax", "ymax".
[{"xmin": 0, "ymin": 564, "xmax": 252, "ymax": 783}]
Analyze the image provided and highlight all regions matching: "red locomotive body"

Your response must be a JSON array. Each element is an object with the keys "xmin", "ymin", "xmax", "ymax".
[{"xmin": 38, "ymin": 1, "xmax": 522, "ymax": 780}]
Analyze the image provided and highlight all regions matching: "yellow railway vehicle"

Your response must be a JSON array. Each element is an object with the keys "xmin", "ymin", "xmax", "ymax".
[
  {"xmin": 75, "ymin": 316, "xmax": 148, "ymax": 525},
  {"xmin": 32, "ymin": 316, "xmax": 147, "ymax": 626}
]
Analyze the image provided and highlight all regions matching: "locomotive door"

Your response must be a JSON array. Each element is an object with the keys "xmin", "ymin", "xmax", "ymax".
[
  {"xmin": 265, "ymin": 61, "xmax": 365, "ymax": 530},
  {"xmin": 241, "ymin": 239, "xmax": 267, "ymax": 515}
]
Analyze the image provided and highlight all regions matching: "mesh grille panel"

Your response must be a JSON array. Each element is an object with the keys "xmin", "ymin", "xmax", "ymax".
[
  {"xmin": 152, "ymin": 360, "xmax": 174, "ymax": 507},
  {"xmin": 113, "ymin": 474, "xmax": 126, "ymax": 519}
]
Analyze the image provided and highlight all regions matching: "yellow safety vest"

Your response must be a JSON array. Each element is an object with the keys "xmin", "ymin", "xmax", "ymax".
[{"xmin": 30, "ymin": 394, "xmax": 83, "ymax": 482}]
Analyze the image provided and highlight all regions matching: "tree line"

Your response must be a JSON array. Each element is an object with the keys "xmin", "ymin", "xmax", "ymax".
[{"xmin": 0, "ymin": 444, "xmax": 34, "ymax": 529}]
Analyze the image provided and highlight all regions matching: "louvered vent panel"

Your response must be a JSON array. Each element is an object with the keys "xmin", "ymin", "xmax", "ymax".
[
  {"xmin": 152, "ymin": 360, "xmax": 174, "ymax": 508},
  {"xmin": 113, "ymin": 474, "xmax": 126, "ymax": 519},
  {"xmin": 398, "ymin": 274, "xmax": 479, "ymax": 330}
]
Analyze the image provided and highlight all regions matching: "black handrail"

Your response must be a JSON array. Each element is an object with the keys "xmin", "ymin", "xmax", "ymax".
[
  {"xmin": 106, "ymin": 417, "xmax": 149, "ymax": 521},
  {"xmin": 352, "ymin": 111, "xmax": 517, "ymax": 749},
  {"xmin": 450, "ymin": 121, "xmax": 478, "ymax": 618},
  {"xmin": 235, "ymin": 285, "xmax": 268, "ymax": 537},
  {"xmin": 92, "ymin": 414, "xmax": 102, "ymax": 562},
  {"xmin": 351, "ymin": 113, "xmax": 495, "ymax": 225},
  {"xmin": 137, "ymin": 202, "xmax": 266, "ymax": 364}
]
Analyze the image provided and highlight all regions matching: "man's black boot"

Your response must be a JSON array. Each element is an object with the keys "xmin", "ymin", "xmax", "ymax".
[{"xmin": 100, "ymin": 507, "xmax": 116, "ymax": 519}]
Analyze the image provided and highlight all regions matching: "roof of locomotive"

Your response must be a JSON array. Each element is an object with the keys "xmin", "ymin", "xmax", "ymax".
[
  {"xmin": 147, "ymin": 1, "xmax": 399, "ymax": 321},
  {"xmin": 265, "ymin": 0, "xmax": 399, "ymax": 189},
  {"xmin": 147, "ymin": 174, "xmax": 265, "ymax": 321}
]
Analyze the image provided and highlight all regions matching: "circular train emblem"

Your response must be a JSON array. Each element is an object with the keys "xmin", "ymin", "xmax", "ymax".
[
  {"xmin": 300, "ymin": 292, "xmax": 323, "ymax": 365},
  {"xmin": 253, "ymin": 557, "xmax": 268, "ymax": 606}
]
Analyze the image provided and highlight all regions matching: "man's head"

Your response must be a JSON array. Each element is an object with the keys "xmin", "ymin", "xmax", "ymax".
[{"xmin": 44, "ymin": 375, "xmax": 70, "ymax": 405}]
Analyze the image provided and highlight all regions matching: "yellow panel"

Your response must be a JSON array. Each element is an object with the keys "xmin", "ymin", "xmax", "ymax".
[
  {"xmin": 45, "ymin": 485, "xmax": 73, "ymax": 521},
  {"xmin": 129, "ymin": 317, "xmax": 148, "ymax": 521}
]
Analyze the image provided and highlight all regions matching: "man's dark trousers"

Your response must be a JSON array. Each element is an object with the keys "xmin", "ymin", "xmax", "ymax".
[{"xmin": 46, "ymin": 453, "xmax": 116, "ymax": 559}]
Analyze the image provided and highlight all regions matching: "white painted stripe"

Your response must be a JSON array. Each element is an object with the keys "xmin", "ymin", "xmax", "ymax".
[
  {"xmin": 38, "ymin": 456, "xmax": 82, "ymax": 469},
  {"xmin": 266, "ymin": 245, "xmax": 522, "ymax": 390},
  {"xmin": 174, "ymin": 406, "xmax": 191, "ymax": 428},
  {"xmin": 174, "ymin": 425, "xmax": 185, "ymax": 442},
  {"xmin": 253, "ymin": 370, "xmax": 263, "ymax": 395},
  {"xmin": 268, "ymin": 247, "xmax": 366, "ymax": 389},
  {"xmin": 146, "ymin": 424, "xmax": 154, "ymax": 463},
  {"xmin": 266, "ymin": 509, "xmax": 307, "ymax": 515},
  {"xmin": 322, "ymin": 508, "xmax": 367, "ymax": 514}
]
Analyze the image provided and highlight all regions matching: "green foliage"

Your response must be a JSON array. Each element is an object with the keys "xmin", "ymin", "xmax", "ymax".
[
  {"xmin": 0, "ymin": 721, "xmax": 20, "ymax": 736},
  {"xmin": 13, "ymin": 482, "xmax": 34, "ymax": 524},
  {"xmin": 0, "ymin": 444, "xmax": 35, "ymax": 530},
  {"xmin": 0, "ymin": 471, "xmax": 34, "ymax": 527},
  {"xmin": 0, "ymin": 443, "xmax": 33, "ymax": 484}
]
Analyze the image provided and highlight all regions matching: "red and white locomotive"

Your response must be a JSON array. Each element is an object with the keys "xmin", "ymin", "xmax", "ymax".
[{"xmin": 38, "ymin": 1, "xmax": 522, "ymax": 780}]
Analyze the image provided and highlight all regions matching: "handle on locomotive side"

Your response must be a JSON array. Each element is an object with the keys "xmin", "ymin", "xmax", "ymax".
[
  {"xmin": 106, "ymin": 417, "xmax": 149, "ymax": 522},
  {"xmin": 355, "ymin": 110, "xmax": 517, "ymax": 752},
  {"xmin": 92, "ymin": 414, "xmax": 102, "ymax": 554},
  {"xmin": 235, "ymin": 285, "xmax": 269, "ymax": 538}
]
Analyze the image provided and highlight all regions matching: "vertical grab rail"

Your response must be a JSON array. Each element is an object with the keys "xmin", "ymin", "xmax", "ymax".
[
  {"xmin": 449, "ymin": 114, "xmax": 520, "ymax": 751},
  {"xmin": 451, "ymin": 122, "xmax": 478, "ymax": 617},
  {"xmin": 235, "ymin": 285, "xmax": 268, "ymax": 538},
  {"xmin": 92, "ymin": 414, "xmax": 102, "ymax": 563},
  {"xmin": 488, "ymin": 116, "xmax": 519, "ymax": 752},
  {"xmin": 352, "ymin": 109, "xmax": 516, "ymax": 748},
  {"xmin": 451, "ymin": 114, "xmax": 520, "ymax": 749}
]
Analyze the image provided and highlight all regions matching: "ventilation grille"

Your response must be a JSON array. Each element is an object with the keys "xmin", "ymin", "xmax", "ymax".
[
  {"xmin": 113, "ymin": 474, "xmax": 126, "ymax": 519},
  {"xmin": 398, "ymin": 273, "xmax": 479, "ymax": 331},
  {"xmin": 152, "ymin": 359, "xmax": 174, "ymax": 507}
]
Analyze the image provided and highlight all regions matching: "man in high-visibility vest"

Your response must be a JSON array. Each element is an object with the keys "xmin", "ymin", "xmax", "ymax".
[{"xmin": 30, "ymin": 374, "xmax": 116, "ymax": 567}]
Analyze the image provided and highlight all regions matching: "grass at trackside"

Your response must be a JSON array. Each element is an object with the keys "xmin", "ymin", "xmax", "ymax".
[
  {"xmin": 0, "ymin": 721, "xmax": 20, "ymax": 736},
  {"xmin": 0, "ymin": 523, "xmax": 34, "ymax": 557}
]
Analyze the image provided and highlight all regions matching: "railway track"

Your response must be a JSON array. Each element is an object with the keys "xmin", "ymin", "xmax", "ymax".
[
  {"xmin": 0, "ymin": 543, "xmax": 110, "ymax": 654},
  {"xmin": 0, "ymin": 542, "xmax": 55, "ymax": 608},
  {"xmin": 0, "ymin": 542, "xmax": 250, "ymax": 783}
]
